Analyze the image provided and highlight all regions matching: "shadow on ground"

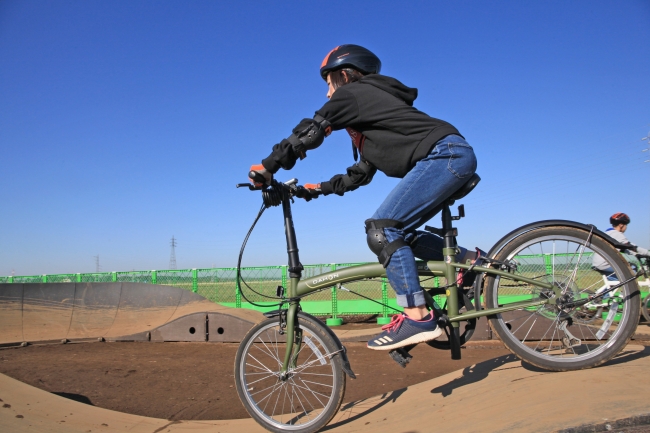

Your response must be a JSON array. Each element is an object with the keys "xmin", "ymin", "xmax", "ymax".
[
  {"xmin": 323, "ymin": 388, "xmax": 408, "ymax": 431},
  {"xmin": 52, "ymin": 392, "xmax": 94, "ymax": 405}
]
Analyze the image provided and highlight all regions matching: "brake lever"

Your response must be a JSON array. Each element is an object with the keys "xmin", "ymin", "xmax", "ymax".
[{"xmin": 236, "ymin": 183, "xmax": 262, "ymax": 191}]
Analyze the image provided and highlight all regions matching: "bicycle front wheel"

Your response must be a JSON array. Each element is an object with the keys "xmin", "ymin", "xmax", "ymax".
[
  {"xmin": 485, "ymin": 226, "xmax": 640, "ymax": 371},
  {"xmin": 234, "ymin": 316, "xmax": 346, "ymax": 433}
]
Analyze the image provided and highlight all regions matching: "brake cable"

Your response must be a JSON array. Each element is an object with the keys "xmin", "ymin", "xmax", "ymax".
[{"xmin": 236, "ymin": 203, "xmax": 284, "ymax": 308}]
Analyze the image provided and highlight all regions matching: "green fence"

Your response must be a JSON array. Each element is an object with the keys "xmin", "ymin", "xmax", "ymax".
[
  {"xmin": 0, "ymin": 263, "xmax": 409, "ymax": 324},
  {"xmin": 2, "ymin": 254, "xmax": 647, "ymax": 324}
]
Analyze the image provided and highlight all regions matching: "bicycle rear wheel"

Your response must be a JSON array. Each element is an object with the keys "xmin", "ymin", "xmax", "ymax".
[
  {"xmin": 485, "ymin": 226, "xmax": 640, "ymax": 371},
  {"xmin": 234, "ymin": 315, "xmax": 346, "ymax": 433}
]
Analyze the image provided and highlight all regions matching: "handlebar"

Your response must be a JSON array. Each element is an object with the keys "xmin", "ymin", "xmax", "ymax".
[
  {"xmin": 237, "ymin": 178, "xmax": 299, "ymax": 190},
  {"xmin": 236, "ymin": 178, "xmax": 302, "ymax": 207},
  {"xmin": 637, "ymin": 254, "xmax": 650, "ymax": 263},
  {"xmin": 236, "ymin": 176, "xmax": 302, "ymax": 196}
]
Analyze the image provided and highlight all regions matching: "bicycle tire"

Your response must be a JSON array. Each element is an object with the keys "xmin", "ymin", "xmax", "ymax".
[
  {"xmin": 642, "ymin": 294, "xmax": 650, "ymax": 323},
  {"xmin": 485, "ymin": 226, "xmax": 640, "ymax": 371},
  {"xmin": 234, "ymin": 316, "xmax": 346, "ymax": 433}
]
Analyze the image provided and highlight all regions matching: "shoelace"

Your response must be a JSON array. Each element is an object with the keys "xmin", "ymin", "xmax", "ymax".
[{"xmin": 381, "ymin": 313, "xmax": 406, "ymax": 333}]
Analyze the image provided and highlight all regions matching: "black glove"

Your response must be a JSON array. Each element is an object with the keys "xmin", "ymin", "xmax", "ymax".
[{"xmin": 294, "ymin": 183, "xmax": 322, "ymax": 201}]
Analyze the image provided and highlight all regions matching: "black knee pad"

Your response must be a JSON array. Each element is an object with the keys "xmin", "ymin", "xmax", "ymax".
[{"xmin": 365, "ymin": 219, "xmax": 409, "ymax": 268}]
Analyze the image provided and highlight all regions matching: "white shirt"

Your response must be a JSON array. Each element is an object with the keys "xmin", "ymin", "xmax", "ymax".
[{"xmin": 592, "ymin": 228, "xmax": 649, "ymax": 271}]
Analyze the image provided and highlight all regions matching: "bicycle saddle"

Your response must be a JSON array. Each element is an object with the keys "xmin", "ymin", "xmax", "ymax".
[{"xmin": 449, "ymin": 173, "xmax": 481, "ymax": 201}]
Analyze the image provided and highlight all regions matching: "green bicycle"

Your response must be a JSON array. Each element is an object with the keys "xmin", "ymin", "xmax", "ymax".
[{"xmin": 234, "ymin": 174, "xmax": 643, "ymax": 433}]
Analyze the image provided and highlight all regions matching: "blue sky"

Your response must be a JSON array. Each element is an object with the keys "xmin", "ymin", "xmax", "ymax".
[{"xmin": 1, "ymin": 0, "xmax": 649, "ymax": 276}]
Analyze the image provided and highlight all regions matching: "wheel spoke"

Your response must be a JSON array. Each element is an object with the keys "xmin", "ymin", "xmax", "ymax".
[
  {"xmin": 290, "ymin": 379, "xmax": 332, "ymax": 401},
  {"xmin": 246, "ymin": 353, "xmax": 276, "ymax": 375},
  {"xmin": 289, "ymin": 377, "xmax": 318, "ymax": 419},
  {"xmin": 517, "ymin": 313, "xmax": 538, "ymax": 344}
]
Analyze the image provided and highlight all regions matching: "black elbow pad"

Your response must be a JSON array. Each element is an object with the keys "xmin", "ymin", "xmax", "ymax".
[{"xmin": 287, "ymin": 115, "xmax": 332, "ymax": 159}]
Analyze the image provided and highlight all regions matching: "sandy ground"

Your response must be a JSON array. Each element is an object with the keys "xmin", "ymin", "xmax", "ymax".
[
  {"xmin": 0, "ymin": 339, "xmax": 511, "ymax": 420},
  {"xmin": 2, "ymin": 344, "xmax": 650, "ymax": 433}
]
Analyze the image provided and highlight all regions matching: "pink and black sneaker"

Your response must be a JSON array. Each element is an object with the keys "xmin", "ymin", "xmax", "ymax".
[{"xmin": 367, "ymin": 312, "xmax": 443, "ymax": 351}]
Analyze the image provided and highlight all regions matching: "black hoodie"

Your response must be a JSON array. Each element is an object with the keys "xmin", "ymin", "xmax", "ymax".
[{"xmin": 261, "ymin": 74, "xmax": 461, "ymax": 196}]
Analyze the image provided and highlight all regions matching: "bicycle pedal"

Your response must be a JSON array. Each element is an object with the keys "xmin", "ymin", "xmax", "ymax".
[{"xmin": 388, "ymin": 348, "xmax": 413, "ymax": 368}]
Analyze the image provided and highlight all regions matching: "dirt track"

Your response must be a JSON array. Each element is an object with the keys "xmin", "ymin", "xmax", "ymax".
[{"xmin": 0, "ymin": 340, "xmax": 511, "ymax": 421}]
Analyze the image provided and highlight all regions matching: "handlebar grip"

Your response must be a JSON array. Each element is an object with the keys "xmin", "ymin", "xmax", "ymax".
[{"xmin": 249, "ymin": 171, "xmax": 266, "ymax": 184}]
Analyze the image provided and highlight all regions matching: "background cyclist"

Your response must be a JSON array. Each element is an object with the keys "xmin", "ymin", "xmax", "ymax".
[
  {"xmin": 249, "ymin": 44, "xmax": 482, "ymax": 351},
  {"xmin": 593, "ymin": 212, "xmax": 649, "ymax": 277}
]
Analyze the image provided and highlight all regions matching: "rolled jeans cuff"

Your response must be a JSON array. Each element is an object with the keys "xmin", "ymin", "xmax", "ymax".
[{"xmin": 396, "ymin": 290, "xmax": 426, "ymax": 308}]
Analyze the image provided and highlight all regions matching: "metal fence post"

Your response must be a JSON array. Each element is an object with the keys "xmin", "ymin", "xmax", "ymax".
[
  {"xmin": 76, "ymin": 273, "xmax": 81, "ymax": 283},
  {"xmin": 8, "ymin": 276, "xmax": 13, "ymax": 283},
  {"xmin": 281, "ymin": 265, "xmax": 287, "ymax": 289},
  {"xmin": 377, "ymin": 277, "xmax": 391, "ymax": 324},
  {"xmin": 326, "ymin": 264, "xmax": 343, "ymax": 326},
  {"xmin": 543, "ymin": 254, "xmax": 553, "ymax": 275},
  {"xmin": 236, "ymin": 273, "xmax": 242, "ymax": 308},
  {"xmin": 42, "ymin": 274, "xmax": 47, "ymax": 283},
  {"xmin": 151, "ymin": 270, "xmax": 157, "ymax": 284},
  {"xmin": 280, "ymin": 266, "xmax": 289, "ymax": 311},
  {"xmin": 192, "ymin": 269, "xmax": 198, "ymax": 293}
]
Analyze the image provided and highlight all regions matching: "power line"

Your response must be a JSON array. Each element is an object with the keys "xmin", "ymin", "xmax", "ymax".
[{"xmin": 169, "ymin": 236, "xmax": 177, "ymax": 269}]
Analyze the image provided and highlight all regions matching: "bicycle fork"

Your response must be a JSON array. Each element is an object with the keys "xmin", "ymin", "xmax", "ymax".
[{"xmin": 281, "ymin": 299, "xmax": 301, "ymax": 376}]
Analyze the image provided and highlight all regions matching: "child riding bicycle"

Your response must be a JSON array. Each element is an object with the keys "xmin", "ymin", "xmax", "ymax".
[
  {"xmin": 249, "ymin": 44, "xmax": 483, "ymax": 351},
  {"xmin": 592, "ymin": 212, "xmax": 649, "ymax": 278}
]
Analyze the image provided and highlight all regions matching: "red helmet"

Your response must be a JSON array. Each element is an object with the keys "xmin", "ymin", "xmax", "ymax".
[
  {"xmin": 610, "ymin": 212, "xmax": 630, "ymax": 226},
  {"xmin": 320, "ymin": 44, "xmax": 381, "ymax": 80}
]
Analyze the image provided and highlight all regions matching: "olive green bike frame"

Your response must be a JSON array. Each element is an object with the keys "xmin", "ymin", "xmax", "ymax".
[{"xmin": 276, "ymin": 189, "xmax": 557, "ymax": 374}]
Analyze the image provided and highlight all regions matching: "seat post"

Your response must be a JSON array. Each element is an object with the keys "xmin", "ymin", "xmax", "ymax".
[
  {"xmin": 441, "ymin": 203, "xmax": 456, "ymax": 251},
  {"xmin": 441, "ymin": 201, "xmax": 462, "ymax": 360}
]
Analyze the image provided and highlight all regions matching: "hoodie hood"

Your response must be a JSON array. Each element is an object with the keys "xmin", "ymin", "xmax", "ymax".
[{"xmin": 358, "ymin": 74, "xmax": 418, "ymax": 106}]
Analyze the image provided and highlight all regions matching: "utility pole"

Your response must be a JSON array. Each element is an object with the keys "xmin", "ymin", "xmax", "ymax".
[
  {"xmin": 94, "ymin": 255, "xmax": 101, "ymax": 273},
  {"xmin": 643, "ymin": 131, "xmax": 650, "ymax": 246},
  {"xmin": 169, "ymin": 236, "xmax": 177, "ymax": 270}
]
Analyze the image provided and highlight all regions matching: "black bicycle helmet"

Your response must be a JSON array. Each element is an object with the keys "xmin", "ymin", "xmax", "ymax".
[
  {"xmin": 610, "ymin": 212, "xmax": 631, "ymax": 226},
  {"xmin": 320, "ymin": 44, "xmax": 381, "ymax": 80}
]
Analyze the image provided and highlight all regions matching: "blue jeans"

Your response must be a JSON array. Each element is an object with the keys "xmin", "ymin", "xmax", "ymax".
[{"xmin": 371, "ymin": 135, "xmax": 477, "ymax": 308}]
